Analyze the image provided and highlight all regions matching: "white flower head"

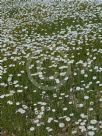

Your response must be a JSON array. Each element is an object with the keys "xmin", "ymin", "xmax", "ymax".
[
  {"xmin": 90, "ymin": 119, "xmax": 97, "ymax": 125},
  {"xmin": 65, "ymin": 117, "xmax": 71, "ymax": 122},
  {"xmin": 48, "ymin": 117, "xmax": 53, "ymax": 123},
  {"xmin": 88, "ymin": 131, "xmax": 95, "ymax": 136},
  {"xmin": 7, "ymin": 100, "xmax": 13, "ymax": 105},
  {"xmin": 30, "ymin": 127, "xmax": 35, "ymax": 131},
  {"xmin": 17, "ymin": 108, "xmax": 26, "ymax": 114},
  {"xmin": 84, "ymin": 96, "xmax": 89, "ymax": 100},
  {"xmin": 59, "ymin": 123, "xmax": 65, "ymax": 128}
]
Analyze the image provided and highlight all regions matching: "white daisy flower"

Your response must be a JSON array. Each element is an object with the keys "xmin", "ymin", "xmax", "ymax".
[
  {"xmin": 30, "ymin": 127, "xmax": 35, "ymax": 131},
  {"xmin": 59, "ymin": 123, "xmax": 65, "ymax": 128}
]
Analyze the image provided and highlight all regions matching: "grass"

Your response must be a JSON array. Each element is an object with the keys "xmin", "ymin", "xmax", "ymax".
[{"xmin": 1, "ymin": 0, "xmax": 102, "ymax": 136}]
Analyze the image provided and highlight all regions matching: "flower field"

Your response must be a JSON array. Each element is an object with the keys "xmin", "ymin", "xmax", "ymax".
[{"xmin": 1, "ymin": 0, "xmax": 102, "ymax": 136}]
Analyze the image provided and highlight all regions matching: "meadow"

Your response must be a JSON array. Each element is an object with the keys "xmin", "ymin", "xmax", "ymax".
[{"xmin": 1, "ymin": 0, "xmax": 102, "ymax": 136}]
